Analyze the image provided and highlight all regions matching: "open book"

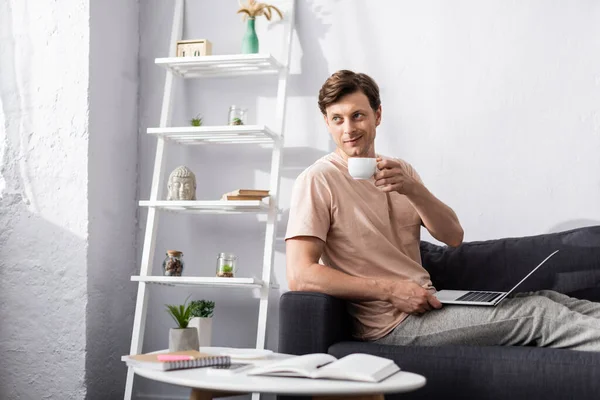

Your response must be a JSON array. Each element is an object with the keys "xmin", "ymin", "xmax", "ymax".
[{"xmin": 247, "ymin": 353, "xmax": 400, "ymax": 383}]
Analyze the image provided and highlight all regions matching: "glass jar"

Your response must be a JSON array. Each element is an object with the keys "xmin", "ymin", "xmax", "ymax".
[
  {"xmin": 163, "ymin": 250, "xmax": 184, "ymax": 276},
  {"xmin": 216, "ymin": 253, "xmax": 237, "ymax": 277},
  {"xmin": 227, "ymin": 106, "xmax": 247, "ymax": 126}
]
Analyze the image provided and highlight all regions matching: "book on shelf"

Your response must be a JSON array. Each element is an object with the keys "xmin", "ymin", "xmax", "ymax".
[
  {"xmin": 247, "ymin": 353, "xmax": 400, "ymax": 383},
  {"xmin": 122, "ymin": 350, "xmax": 230, "ymax": 371},
  {"xmin": 223, "ymin": 189, "xmax": 270, "ymax": 197},
  {"xmin": 221, "ymin": 195, "xmax": 268, "ymax": 201}
]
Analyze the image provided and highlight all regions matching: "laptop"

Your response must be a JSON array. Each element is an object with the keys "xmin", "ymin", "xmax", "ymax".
[{"xmin": 433, "ymin": 250, "xmax": 559, "ymax": 306}]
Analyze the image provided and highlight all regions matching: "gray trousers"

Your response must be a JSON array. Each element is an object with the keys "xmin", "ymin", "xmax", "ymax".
[{"xmin": 375, "ymin": 290, "xmax": 600, "ymax": 352}]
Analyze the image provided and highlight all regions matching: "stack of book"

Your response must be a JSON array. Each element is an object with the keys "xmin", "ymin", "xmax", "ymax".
[
  {"xmin": 221, "ymin": 189, "xmax": 270, "ymax": 201},
  {"xmin": 122, "ymin": 350, "xmax": 231, "ymax": 371}
]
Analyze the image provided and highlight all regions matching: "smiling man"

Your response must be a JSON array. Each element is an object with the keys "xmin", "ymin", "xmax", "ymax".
[
  {"xmin": 284, "ymin": 69, "xmax": 463, "ymax": 341},
  {"xmin": 284, "ymin": 70, "xmax": 600, "ymax": 351}
]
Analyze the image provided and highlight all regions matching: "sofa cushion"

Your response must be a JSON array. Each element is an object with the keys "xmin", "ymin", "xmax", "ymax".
[
  {"xmin": 420, "ymin": 225, "xmax": 600, "ymax": 294},
  {"xmin": 279, "ymin": 292, "xmax": 353, "ymax": 356},
  {"xmin": 568, "ymin": 287, "xmax": 600, "ymax": 302},
  {"xmin": 329, "ymin": 341, "xmax": 600, "ymax": 400}
]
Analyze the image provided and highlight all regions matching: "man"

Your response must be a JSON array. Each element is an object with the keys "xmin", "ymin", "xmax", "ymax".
[{"xmin": 285, "ymin": 69, "xmax": 600, "ymax": 350}]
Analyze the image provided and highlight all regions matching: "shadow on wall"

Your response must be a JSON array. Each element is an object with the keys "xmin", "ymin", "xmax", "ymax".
[
  {"xmin": 287, "ymin": 0, "xmax": 340, "ymax": 98},
  {"xmin": 270, "ymin": 146, "xmax": 332, "ymax": 179},
  {"xmin": 286, "ymin": 0, "xmax": 357, "ymax": 154},
  {"xmin": 275, "ymin": 208, "xmax": 291, "ymax": 255},
  {"xmin": 0, "ymin": 200, "xmax": 92, "ymax": 399}
]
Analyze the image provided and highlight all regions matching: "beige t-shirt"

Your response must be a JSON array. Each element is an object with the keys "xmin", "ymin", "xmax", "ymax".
[{"xmin": 285, "ymin": 152, "xmax": 435, "ymax": 341}]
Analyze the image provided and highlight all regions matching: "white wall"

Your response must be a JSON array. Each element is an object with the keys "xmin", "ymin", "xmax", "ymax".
[
  {"xmin": 0, "ymin": 0, "xmax": 90, "ymax": 398},
  {"xmin": 0, "ymin": 0, "xmax": 139, "ymax": 398},
  {"xmin": 137, "ymin": 0, "xmax": 600, "ymax": 398},
  {"xmin": 88, "ymin": 0, "xmax": 139, "ymax": 398}
]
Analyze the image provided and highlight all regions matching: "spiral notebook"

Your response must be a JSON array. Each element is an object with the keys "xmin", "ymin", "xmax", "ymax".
[{"xmin": 122, "ymin": 350, "xmax": 231, "ymax": 371}]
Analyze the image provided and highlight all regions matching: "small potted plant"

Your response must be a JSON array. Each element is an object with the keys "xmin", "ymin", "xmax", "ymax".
[
  {"xmin": 188, "ymin": 300, "xmax": 215, "ymax": 347},
  {"xmin": 190, "ymin": 113, "xmax": 203, "ymax": 127},
  {"xmin": 165, "ymin": 297, "xmax": 199, "ymax": 352}
]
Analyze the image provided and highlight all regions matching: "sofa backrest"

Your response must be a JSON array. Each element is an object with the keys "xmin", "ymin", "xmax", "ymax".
[{"xmin": 419, "ymin": 226, "xmax": 600, "ymax": 294}]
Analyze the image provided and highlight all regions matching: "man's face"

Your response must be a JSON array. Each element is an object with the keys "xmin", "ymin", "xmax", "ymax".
[{"xmin": 324, "ymin": 91, "xmax": 381, "ymax": 159}]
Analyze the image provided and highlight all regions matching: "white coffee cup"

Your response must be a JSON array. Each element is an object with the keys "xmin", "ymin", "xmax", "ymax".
[{"xmin": 348, "ymin": 157, "xmax": 377, "ymax": 179}]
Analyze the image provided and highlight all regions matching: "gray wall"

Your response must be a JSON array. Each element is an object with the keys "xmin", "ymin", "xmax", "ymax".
[{"xmin": 88, "ymin": 0, "xmax": 139, "ymax": 398}]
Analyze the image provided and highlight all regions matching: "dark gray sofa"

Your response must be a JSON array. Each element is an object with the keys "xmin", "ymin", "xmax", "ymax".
[{"xmin": 278, "ymin": 226, "xmax": 600, "ymax": 400}]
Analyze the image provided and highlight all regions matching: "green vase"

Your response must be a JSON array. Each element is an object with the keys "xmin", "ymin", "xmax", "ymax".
[{"xmin": 242, "ymin": 18, "xmax": 259, "ymax": 54}]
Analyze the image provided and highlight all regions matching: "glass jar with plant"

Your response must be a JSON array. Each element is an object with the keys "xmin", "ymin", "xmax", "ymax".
[
  {"xmin": 165, "ymin": 297, "xmax": 199, "ymax": 352},
  {"xmin": 227, "ymin": 105, "xmax": 247, "ymax": 126},
  {"xmin": 216, "ymin": 252, "xmax": 237, "ymax": 277},
  {"xmin": 188, "ymin": 300, "xmax": 215, "ymax": 347}
]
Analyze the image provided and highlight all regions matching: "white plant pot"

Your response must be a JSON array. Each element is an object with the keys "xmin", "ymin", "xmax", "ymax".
[
  {"xmin": 169, "ymin": 327, "xmax": 199, "ymax": 352},
  {"xmin": 188, "ymin": 317, "xmax": 213, "ymax": 347}
]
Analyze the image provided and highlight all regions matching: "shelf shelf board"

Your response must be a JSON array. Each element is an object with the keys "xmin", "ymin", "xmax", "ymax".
[
  {"xmin": 139, "ymin": 200, "xmax": 270, "ymax": 214},
  {"xmin": 131, "ymin": 276, "xmax": 269, "ymax": 288},
  {"xmin": 147, "ymin": 125, "xmax": 280, "ymax": 145},
  {"xmin": 155, "ymin": 54, "xmax": 284, "ymax": 78}
]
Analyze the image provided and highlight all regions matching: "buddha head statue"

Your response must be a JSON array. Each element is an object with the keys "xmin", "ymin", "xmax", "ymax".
[{"xmin": 167, "ymin": 166, "xmax": 197, "ymax": 200}]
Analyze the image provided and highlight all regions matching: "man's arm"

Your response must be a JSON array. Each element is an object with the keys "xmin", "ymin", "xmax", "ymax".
[
  {"xmin": 375, "ymin": 158, "xmax": 464, "ymax": 247},
  {"xmin": 286, "ymin": 236, "xmax": 442, "ymax": 314},
  {"xmin": 408, "ymin": 185, "xmax": 464, "ymax": 247}
]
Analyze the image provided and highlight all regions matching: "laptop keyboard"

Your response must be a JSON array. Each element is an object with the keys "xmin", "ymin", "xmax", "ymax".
[{"xmin": 456, "ymin": 291, "xmax": 503, "ymax": 303}]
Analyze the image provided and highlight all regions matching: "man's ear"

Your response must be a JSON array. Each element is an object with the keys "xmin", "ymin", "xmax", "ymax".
[
  {"xmin": 375, "ymin": 105, "xmax": 382, "ymax": 127},
  {"xmin": 323, "ymin": 112, "xmax": 329, "ymax": 127}
]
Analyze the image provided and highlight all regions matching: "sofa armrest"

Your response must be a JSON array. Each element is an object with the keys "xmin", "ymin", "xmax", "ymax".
[
  {"xmin": 278, "ymin": 291, "xmax": 352, "ymax": 355},
  {"xmin": 421, "ymin": 225, "xmax": 600, "ymax": 294}
]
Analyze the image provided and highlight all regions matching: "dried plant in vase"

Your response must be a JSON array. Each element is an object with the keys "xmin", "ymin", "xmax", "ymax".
[
  {"xmin": 236, "ymin": 0, "xmax": 283, "ymax": 54},
  {"xmin": 237, "ymin": 0, "xmax": 283, "ymax": 21}
]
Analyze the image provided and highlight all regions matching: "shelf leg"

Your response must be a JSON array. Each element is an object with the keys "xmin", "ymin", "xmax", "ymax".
[{"xmin": 124, "ymin": 0, "xmax": 183, "ymax": 397}]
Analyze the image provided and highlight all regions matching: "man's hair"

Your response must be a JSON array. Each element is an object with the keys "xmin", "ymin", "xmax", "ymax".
[{"xmin": 318, "ymin": 70, "xmax": 381, "ymax": 115}]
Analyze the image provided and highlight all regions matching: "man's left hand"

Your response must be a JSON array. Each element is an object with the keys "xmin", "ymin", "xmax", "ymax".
[{"xmin": 374, "ymin": 157, "xmax": 420, "ymax": 196}]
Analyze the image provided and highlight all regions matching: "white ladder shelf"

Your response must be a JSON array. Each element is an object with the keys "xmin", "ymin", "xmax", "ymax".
[{"xmin": 124, "ymin": 1, "xmax": 295, "ymax": 398}]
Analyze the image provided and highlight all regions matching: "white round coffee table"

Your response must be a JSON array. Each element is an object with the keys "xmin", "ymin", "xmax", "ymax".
[{"xmin": 131, "ymin": 347, "xmax": 426, "ymax": 399}]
